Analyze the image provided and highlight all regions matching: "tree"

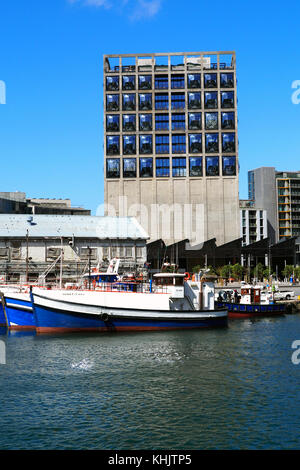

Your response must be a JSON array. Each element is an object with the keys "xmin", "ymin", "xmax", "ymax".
[
  {"xmin": 282, "ymin": 265, "xmax": 294, "ymax": 280},
  {"xmin": 263, "ymin": 267, "xmax": 271, "ymax": 279},
  {"xmin": 232, "ymin": 263, "xmax": 244, "ymax": 281},
  {"xmin": 253, "ymin": 263, "xmax": 264, "ymax": 281},
  {"xmin": 220, "ymin": 265, "xmax": 231, "ymax": 279},
  {"xmin": 192, "ymin": 265, "xmax": 203, "ymax": 273}
]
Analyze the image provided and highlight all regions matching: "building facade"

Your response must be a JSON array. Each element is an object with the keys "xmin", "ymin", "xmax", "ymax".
[
  {"xmin": 0, "ymin": 215, "xmax": 148, "ymax": 284},
  {"xmin": 276, "ymin": 171, "xmax": 300, "ymax": 240},
  {"xmin": 103, "ymin": 51, "xmax": 240, "ymax": 246},
  {"xmin": 240, "ymin": 200, "xmax": 268, "ymax": 246},
  {"xmin": 247, "ymin": 167, "xmax": 277, "ymax": 244},
  {"xmin": 248, "ymin": 167, "xmax": 300, "ymax": 244},
  {"xmin": 0, "ymin": 192, "xmax": 91, "ymax": 216}
]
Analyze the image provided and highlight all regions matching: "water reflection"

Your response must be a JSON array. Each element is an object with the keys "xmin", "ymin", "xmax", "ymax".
[{"xmin": 0, "ymin": 316, "xmax": 300, "ymax": 449}]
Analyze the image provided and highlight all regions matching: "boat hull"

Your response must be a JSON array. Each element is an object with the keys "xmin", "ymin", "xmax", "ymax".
[
  {"xmin": 4, "ymin": 294, "xmax": 35, "ymax": 330},
  {"xmin": 215, "ymin": 301, "xmax": 286, "ymax": 319},
  {"xmin": 33, "ymin": 292, "xmax": 228, "ymax": 333},
  {"xmin": 0, "ymin": 303, "xmax": 6, "ymax": 326}
]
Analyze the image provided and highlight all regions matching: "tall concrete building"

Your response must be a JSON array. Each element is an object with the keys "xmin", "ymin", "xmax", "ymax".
[
  {"xmin": 248, "ymin": 167, "xmax": 277, "ymax": 243},
  {"xmin": 276, "ymin": 171, "xmax": 300, "ymax": 240},
  {"xmin": 248, "ymin": 167, "xmax": 300, "ymax": 243},
  {"xmin": 103, "ymin": 51, "xmax": 240, "ymax": 246}
]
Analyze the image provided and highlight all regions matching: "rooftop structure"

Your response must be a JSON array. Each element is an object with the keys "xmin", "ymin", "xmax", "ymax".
[{"xmin": 0, "ymin": 192, "xmax": 91, "ymax": 216}]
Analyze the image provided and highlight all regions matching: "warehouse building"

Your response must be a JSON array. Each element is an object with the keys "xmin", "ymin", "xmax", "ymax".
[{"xmin": 0, "ymin": 214, "xmax": 148, "ymax": 285}]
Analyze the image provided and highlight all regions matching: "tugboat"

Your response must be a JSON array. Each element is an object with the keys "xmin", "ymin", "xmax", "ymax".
[
  {"xmin": 215, "ymin": 284, "xmax": 286, "ymax": 318},
  {"xmin": 30, "ymin": 262, "xmax": 228, "ymax": 334}
]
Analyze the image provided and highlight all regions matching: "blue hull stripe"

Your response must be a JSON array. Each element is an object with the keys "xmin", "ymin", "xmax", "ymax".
[
  {"xmin": 34, "ymin": 304, "xmax": 227, "ymax": 331},
  {"xmin": 0, "ymin": 304, "xmax": 6, "ymax": 326},
  {"xmin": 4, "ymin": 297, "xmax": 35, "ymax": 328}
]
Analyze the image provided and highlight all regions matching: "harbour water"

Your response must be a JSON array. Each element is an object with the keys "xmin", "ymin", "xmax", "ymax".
[{"xmin": 0, "ymin": 314, "xmax": 300, "ymax": 450}]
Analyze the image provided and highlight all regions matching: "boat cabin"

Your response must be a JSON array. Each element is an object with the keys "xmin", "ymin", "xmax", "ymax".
[
  {"xmin": 240, "ymin": 286, "xmax": 262, "ymax": 305},
  {"xmin": 153, "ymin": 273, "xmax": 185, "ymax": 286},
  {"xmin": 152, "ymin": 273, "xmax": 186, "ymax": 298}
]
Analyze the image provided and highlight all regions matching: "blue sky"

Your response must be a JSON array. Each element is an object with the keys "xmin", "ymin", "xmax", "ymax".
[{"xmin": 0, "ymin": 0, "xmax": 299, "ymax": 214}]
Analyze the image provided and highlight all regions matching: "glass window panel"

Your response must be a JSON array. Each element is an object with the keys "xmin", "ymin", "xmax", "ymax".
[
  {"xmin": 171, "ymin": 74, "xmax": 185, "ymax": 89},
  {"xmin": 155, "ymin": 75, "xmax": 168, "ymax": 89},
  {"xmin": 171, "ymin": 93, "xmax": 185, "ymax": 110},
  {"xmin": 106, "ymin": 135, "xmax": 120, "ymax": 155},
  {"xmin": 172, "ymin": 113, "xmax": 185, "ymax": 131},
  {"xmin": 139, "ymin": 75, "xmax": 152, "ymax": 90},
  {"xmin": 106, "ymin": 76, "xmax": 119, "ymax": 91},
  {"xmin": 222, "ymin": 133, "xmax": 236, "ymax": 152},
  {"xmin": 188, "ymin": 112, "xmax": 202, "ymax": 130},
  {"xmin": 123, "ymin": 158, "xmax": 136, "ymax": 178},
  {"xmin": 220, "ymin": 73, "xmax": 234, "ymax": 88},
  {"xmin": 122, "ymin": 75, "xmax": 135, "ymax": 90},
  {"xmin": 106, "ymin": 158, "xmax": 120, "ymax": 178},
  {"xmin": 139, "ymin": 135, "xmax": 153, "ymax": 154},
  {"xmin": 205, "ymin": 133, "xmax": 219, "ymax": 153},
  {"xmin": 156, "ymin": 135, "xmax": 169, "ymax": 154},
  {"xmin": 139, "ymin": 157, "xmax": 153, "ymax": 178},
  {"xmin": 172, "ymin": 158, "xmax": 186, "ymax": 177},
  {"xmin": 155, "ymin": 114, "xmax": 169, "ymax": 131},
  {"xmin": 123, "ymin": 135, "xmax": 136, "ymax": 155},
  {"xmin": 204, "ymin": 73, "xmax": 217, "ymax": 88},
  {"xmin": 139, "ymin": 114, "xmax": 152, "ymax": 131},
  {"xmin": 189, "ymin": 157, "xmax": 203, "ymax": 177},
  {"xmin": 188, "ymin": 92, "xmax": 201, "ymax": 109},
  {"xmin": 206, "ymin": 156, "xmax": 219, "ymax": 176},
  {"xmin": 187, "ymin": 74, "xmax": 201, "ymax": 89},
  {"xmin": 221, "ymin": 112, "xmax": 235, "ymax": 129},
  {"xmin": 155, "ymin": 93, "xmax": 169, "ymax": 110},
  {"xmin": 139, "ymin": 93, "xmax": 152, "ymax": 111},
  {"xmin": 205, "ymin": 112, "xmax": 218, "ymax": 130},
  {"xmin": 222, "ymin": 156, "xmax": 236, "ymax": 176},
  {"xmin": 106, "ymin": 94, "xmax": 119, "ymax": 111},
  {"xmin": 204, "ymin": 92, "xmax": 218, "ymax": 109},
  {"xmin": 122, "ymin": 93, "xmax": 136, "ymax": 111},
  {"xmin": 156, "ymin": 158, "xmax": 170, "ymax": 177},
  {"xmin": 172, "ymin": 134, "xmax": 186, "ymax": 153},
  {"xmin": 106, "ymin": 114, "xmax": 120, "ymax": 132},
  {"xmin": 221, "ymin": 91, "xmax": 234, "ymax": 108},
  {"xmin": 189, "ymin": 134, "xmax": 202, "ymax": 153},
  {"xmin": 122, "ymin": 114, "xmax": 136, "ymax": 132}
]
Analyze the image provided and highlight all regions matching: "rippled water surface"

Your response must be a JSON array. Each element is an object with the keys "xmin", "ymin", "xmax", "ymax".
[{"xmin": 1, "ymin": 315, "xmax": 300, "ymax": 450}]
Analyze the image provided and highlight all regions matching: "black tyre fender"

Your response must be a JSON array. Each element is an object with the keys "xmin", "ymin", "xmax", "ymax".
[
  {"xmin": 285, "ymin": 303, "xmax": 293, "ymax": 314},
  {"xmin": 101, "ymin": 313, "xmax": 110, "ymax": 322}
]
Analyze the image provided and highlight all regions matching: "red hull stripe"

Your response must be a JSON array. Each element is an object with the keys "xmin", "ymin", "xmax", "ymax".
[
  {"xmin": 36, "ymin": 325, "xmax": 218, "ymax": 334},
  {"xmin": 229, "ymin": 312, "xmax": 283, "ymax": 318},
  {"xmin": 9, "ymin": 325, "xmax": 36, "ymax": 331}
]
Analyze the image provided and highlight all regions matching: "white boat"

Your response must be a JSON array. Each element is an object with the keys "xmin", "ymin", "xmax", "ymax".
[{"xmin": 31, "ymin": 268, "xmax": 228, "ymax": 333}]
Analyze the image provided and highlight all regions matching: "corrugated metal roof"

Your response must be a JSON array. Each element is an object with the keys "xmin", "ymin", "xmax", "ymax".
[{"xmin": 0, "ymin": 215, "xmax": 149, "ymax": 240}]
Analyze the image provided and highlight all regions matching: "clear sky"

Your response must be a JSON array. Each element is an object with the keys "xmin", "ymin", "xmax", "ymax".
[{"xmin": 0, "ymin": 0, "xmax": 299, "ymax": 214}]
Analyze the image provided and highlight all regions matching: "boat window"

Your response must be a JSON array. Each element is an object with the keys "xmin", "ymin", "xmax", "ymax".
[{"xmin": 154, "ymin": 277, "xmax": 173, "ymax": 285}]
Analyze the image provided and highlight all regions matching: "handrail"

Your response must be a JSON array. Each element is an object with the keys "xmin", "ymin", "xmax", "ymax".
[{"xmin": 38, "ymin": 254, "xmax": 62, "ymax": 286}]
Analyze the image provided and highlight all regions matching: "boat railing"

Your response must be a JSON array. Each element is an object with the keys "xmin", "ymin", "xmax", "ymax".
[{"xmin": 90, "ymin": 281, "xmax": 172, "ymax": 295}]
